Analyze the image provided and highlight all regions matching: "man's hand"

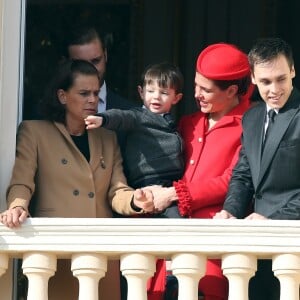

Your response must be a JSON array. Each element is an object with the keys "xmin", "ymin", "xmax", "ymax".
[
  {"xmin": 213, "ymin": 209, "xmax": 236, "ymax": 219},
  {"xmin": 245, "ymin": 212, "xmax": 267, "ymax": 220},
  {"xmin": 133, "ymin": 188, "xmax": 154, "ymax": 213},
  {"xmin": 0, "ymin": 206, "xmax": 28, "ymax": 228},
  {"xmin": 85, "ymin": 115, "xmax": 103, "ymax": 129}
]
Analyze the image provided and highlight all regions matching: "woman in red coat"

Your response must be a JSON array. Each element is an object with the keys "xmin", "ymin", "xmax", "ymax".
[{"xmin": 147, "ymin": 43, "xmax": 253, "ymax": 300}]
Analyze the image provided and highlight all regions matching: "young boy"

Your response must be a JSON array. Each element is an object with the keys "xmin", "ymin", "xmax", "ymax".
[{"xmin": 85, "ymin": 62, "xmax": 184, "ymax": 218}]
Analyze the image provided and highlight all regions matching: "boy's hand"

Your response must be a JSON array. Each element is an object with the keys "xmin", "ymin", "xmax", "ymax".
[
  {"xmin": 143, "ymin": 185, "xmax": 176, "ymax": 212},
  {"xmin": 85, "ymin": 115, "xmax": 103, "ymax": 129}
]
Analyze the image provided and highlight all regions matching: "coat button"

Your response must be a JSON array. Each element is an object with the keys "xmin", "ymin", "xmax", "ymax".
[
  {"xmin": 73, "ymin": 189, "xmax": 79, "ymax": 196},
  {"xmin": 190, "ymin": 159, "xmax": 195, "ymax": 165},
  {"xmin": 61, "ymin": 158, "xmax": 68, "ymax": 164},
  {"xmin": 198, "ymin": 137, "xmax": 203, "ymax": 142},
  {"xmin": 88, "ymin": 192, "xmax": 94, "ymax": 198}
]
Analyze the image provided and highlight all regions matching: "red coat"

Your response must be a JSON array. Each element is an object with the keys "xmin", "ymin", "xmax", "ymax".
[
  {"xmin": 175, "ymin": 99, "xmax": 249, "ymax": 218},
  {"xmin": 174, "ymin": 98, "xmax": 249, "ymax": 299}
]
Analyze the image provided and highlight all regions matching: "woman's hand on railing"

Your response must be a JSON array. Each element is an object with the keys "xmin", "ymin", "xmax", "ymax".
[{"xmin": 0, "ymin": 206, "xmax": 28, "ymax": 228}]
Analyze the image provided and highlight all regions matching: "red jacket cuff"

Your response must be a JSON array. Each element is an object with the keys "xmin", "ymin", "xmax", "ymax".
[{"xmin": 174, "ymin": 180, "xmax": 192, "ymax": 217}]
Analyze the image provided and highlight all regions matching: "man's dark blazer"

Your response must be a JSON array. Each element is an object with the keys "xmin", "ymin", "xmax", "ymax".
[
  {"xmin": 106, "ymin": 88, "xmax": 136, "ymax": 110},
  {"xmin": 105, "ymin": 87, "xmax": 136, "ymax": 154},
  {"xmin": 224, "ymin": 87, "xmax": 300, "ymax": 220}
]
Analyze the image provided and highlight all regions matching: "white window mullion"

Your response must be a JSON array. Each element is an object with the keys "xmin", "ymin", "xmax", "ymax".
[{"xmin": 0, "ymin": 0, "xmax": 25, "ymax": 211}]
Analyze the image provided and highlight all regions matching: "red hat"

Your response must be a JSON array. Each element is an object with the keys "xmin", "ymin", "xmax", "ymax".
[{"xmin": 196, "ymin": 43, "xmax": 250, "ymax": 80}]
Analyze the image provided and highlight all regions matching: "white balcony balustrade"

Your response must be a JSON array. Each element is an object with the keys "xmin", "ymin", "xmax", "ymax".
[{"xmin": 1, "ymin": 218, "xmax": 300, "ymax": 300}]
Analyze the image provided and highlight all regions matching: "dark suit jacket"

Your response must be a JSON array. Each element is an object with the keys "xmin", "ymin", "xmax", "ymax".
[
  {"xmin": 105, "ymin": 87, "xmax": 136, "ymax": 156},
  {"xmin": 224, "ymin": 87, "xmax": 300, "ymax": 219},
  {"xmin": 106, "ymin": 88, "xmax": 135, "ymax": 110}
]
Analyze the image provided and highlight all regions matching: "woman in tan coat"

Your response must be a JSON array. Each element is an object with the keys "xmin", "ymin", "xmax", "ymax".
[{"xmin": 0, "ymin": 59, "xmax": 154, "ymax": 300}]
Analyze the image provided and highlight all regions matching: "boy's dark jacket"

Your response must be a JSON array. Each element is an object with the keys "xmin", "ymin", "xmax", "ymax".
[{"xmin": 98, "ymin": 107, "xmax": 184, "ymax": 188}]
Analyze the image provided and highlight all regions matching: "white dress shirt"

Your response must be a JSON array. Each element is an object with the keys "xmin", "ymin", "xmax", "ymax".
[{"xmin": 98, "ymin": 81, "xmax": 107, "ymax": 113}]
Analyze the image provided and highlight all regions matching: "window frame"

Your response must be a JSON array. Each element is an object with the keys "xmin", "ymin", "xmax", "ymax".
[{"xmin": 0, "ymin": 0, "xmax": 25, "ymax": 212}]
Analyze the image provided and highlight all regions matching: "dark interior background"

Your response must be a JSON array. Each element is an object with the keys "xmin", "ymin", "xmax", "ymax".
[{"xmin": 23, "ymin": 0, "xmax": 300, "ymax": 120}]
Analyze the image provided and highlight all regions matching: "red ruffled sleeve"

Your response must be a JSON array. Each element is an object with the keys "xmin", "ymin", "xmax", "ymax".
[{"xmin": 173, "ymin": 180, "xmax": 192, "ymax": 217}]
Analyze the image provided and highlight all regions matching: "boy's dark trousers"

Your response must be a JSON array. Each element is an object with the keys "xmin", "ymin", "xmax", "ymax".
[{"xmin": 155, "ymin": 203, "xmax": 182, "ymax": 218}]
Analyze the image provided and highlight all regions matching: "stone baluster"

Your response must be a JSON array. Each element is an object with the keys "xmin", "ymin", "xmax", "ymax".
[
  {"xmin": 273, "ymin": 253, "xmax": 300, "ymax": 300},
  {"xmin": 22, "ymin": 252, "xmax": 57, "ymax": 300},
  {"xmin": 121, "ymin": 253, "xmax": 156, "ymax": 300},
  {"xmin": 222, "ymin": 253, "xmax": 257, "ymax": 300},
  {"xmin": 171, "ymin": 253, "xmax": 206, "ymax": 300},
  {"xmin": 0, "ymin": 253, "xmax": 8, "ymax": 277},
  {"xmin": 71, "ymin": 253, "xmax": 107, "ymax": 300},
  {"xmin": 0, "ymin": 254, "xmax": 11, "ymax": 299}
]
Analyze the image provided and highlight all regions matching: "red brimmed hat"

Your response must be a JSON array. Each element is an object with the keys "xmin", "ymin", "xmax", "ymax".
[{"xmin": 196, "ymin": 43, "xmax": 250, "ymax": 80}]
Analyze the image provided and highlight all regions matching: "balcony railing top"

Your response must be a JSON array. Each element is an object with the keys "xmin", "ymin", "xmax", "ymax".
[{"xmin": 1, "ymin": 218, "xmax": 300, "ymax": 259}]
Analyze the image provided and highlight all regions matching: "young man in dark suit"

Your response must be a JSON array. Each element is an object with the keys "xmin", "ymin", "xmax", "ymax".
[{"xmin": 214, "ymin": 37, "xmax": 300, "ymax": 299}]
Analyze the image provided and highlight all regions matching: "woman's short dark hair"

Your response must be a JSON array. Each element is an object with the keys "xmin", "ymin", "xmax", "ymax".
[
  {"xmin": 213, "ymin": 75, "xmax": 251, "ymax": 96},
  {"xmin": 39, "ymin": 59, "xmax": 100, "ymax": 123}
]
